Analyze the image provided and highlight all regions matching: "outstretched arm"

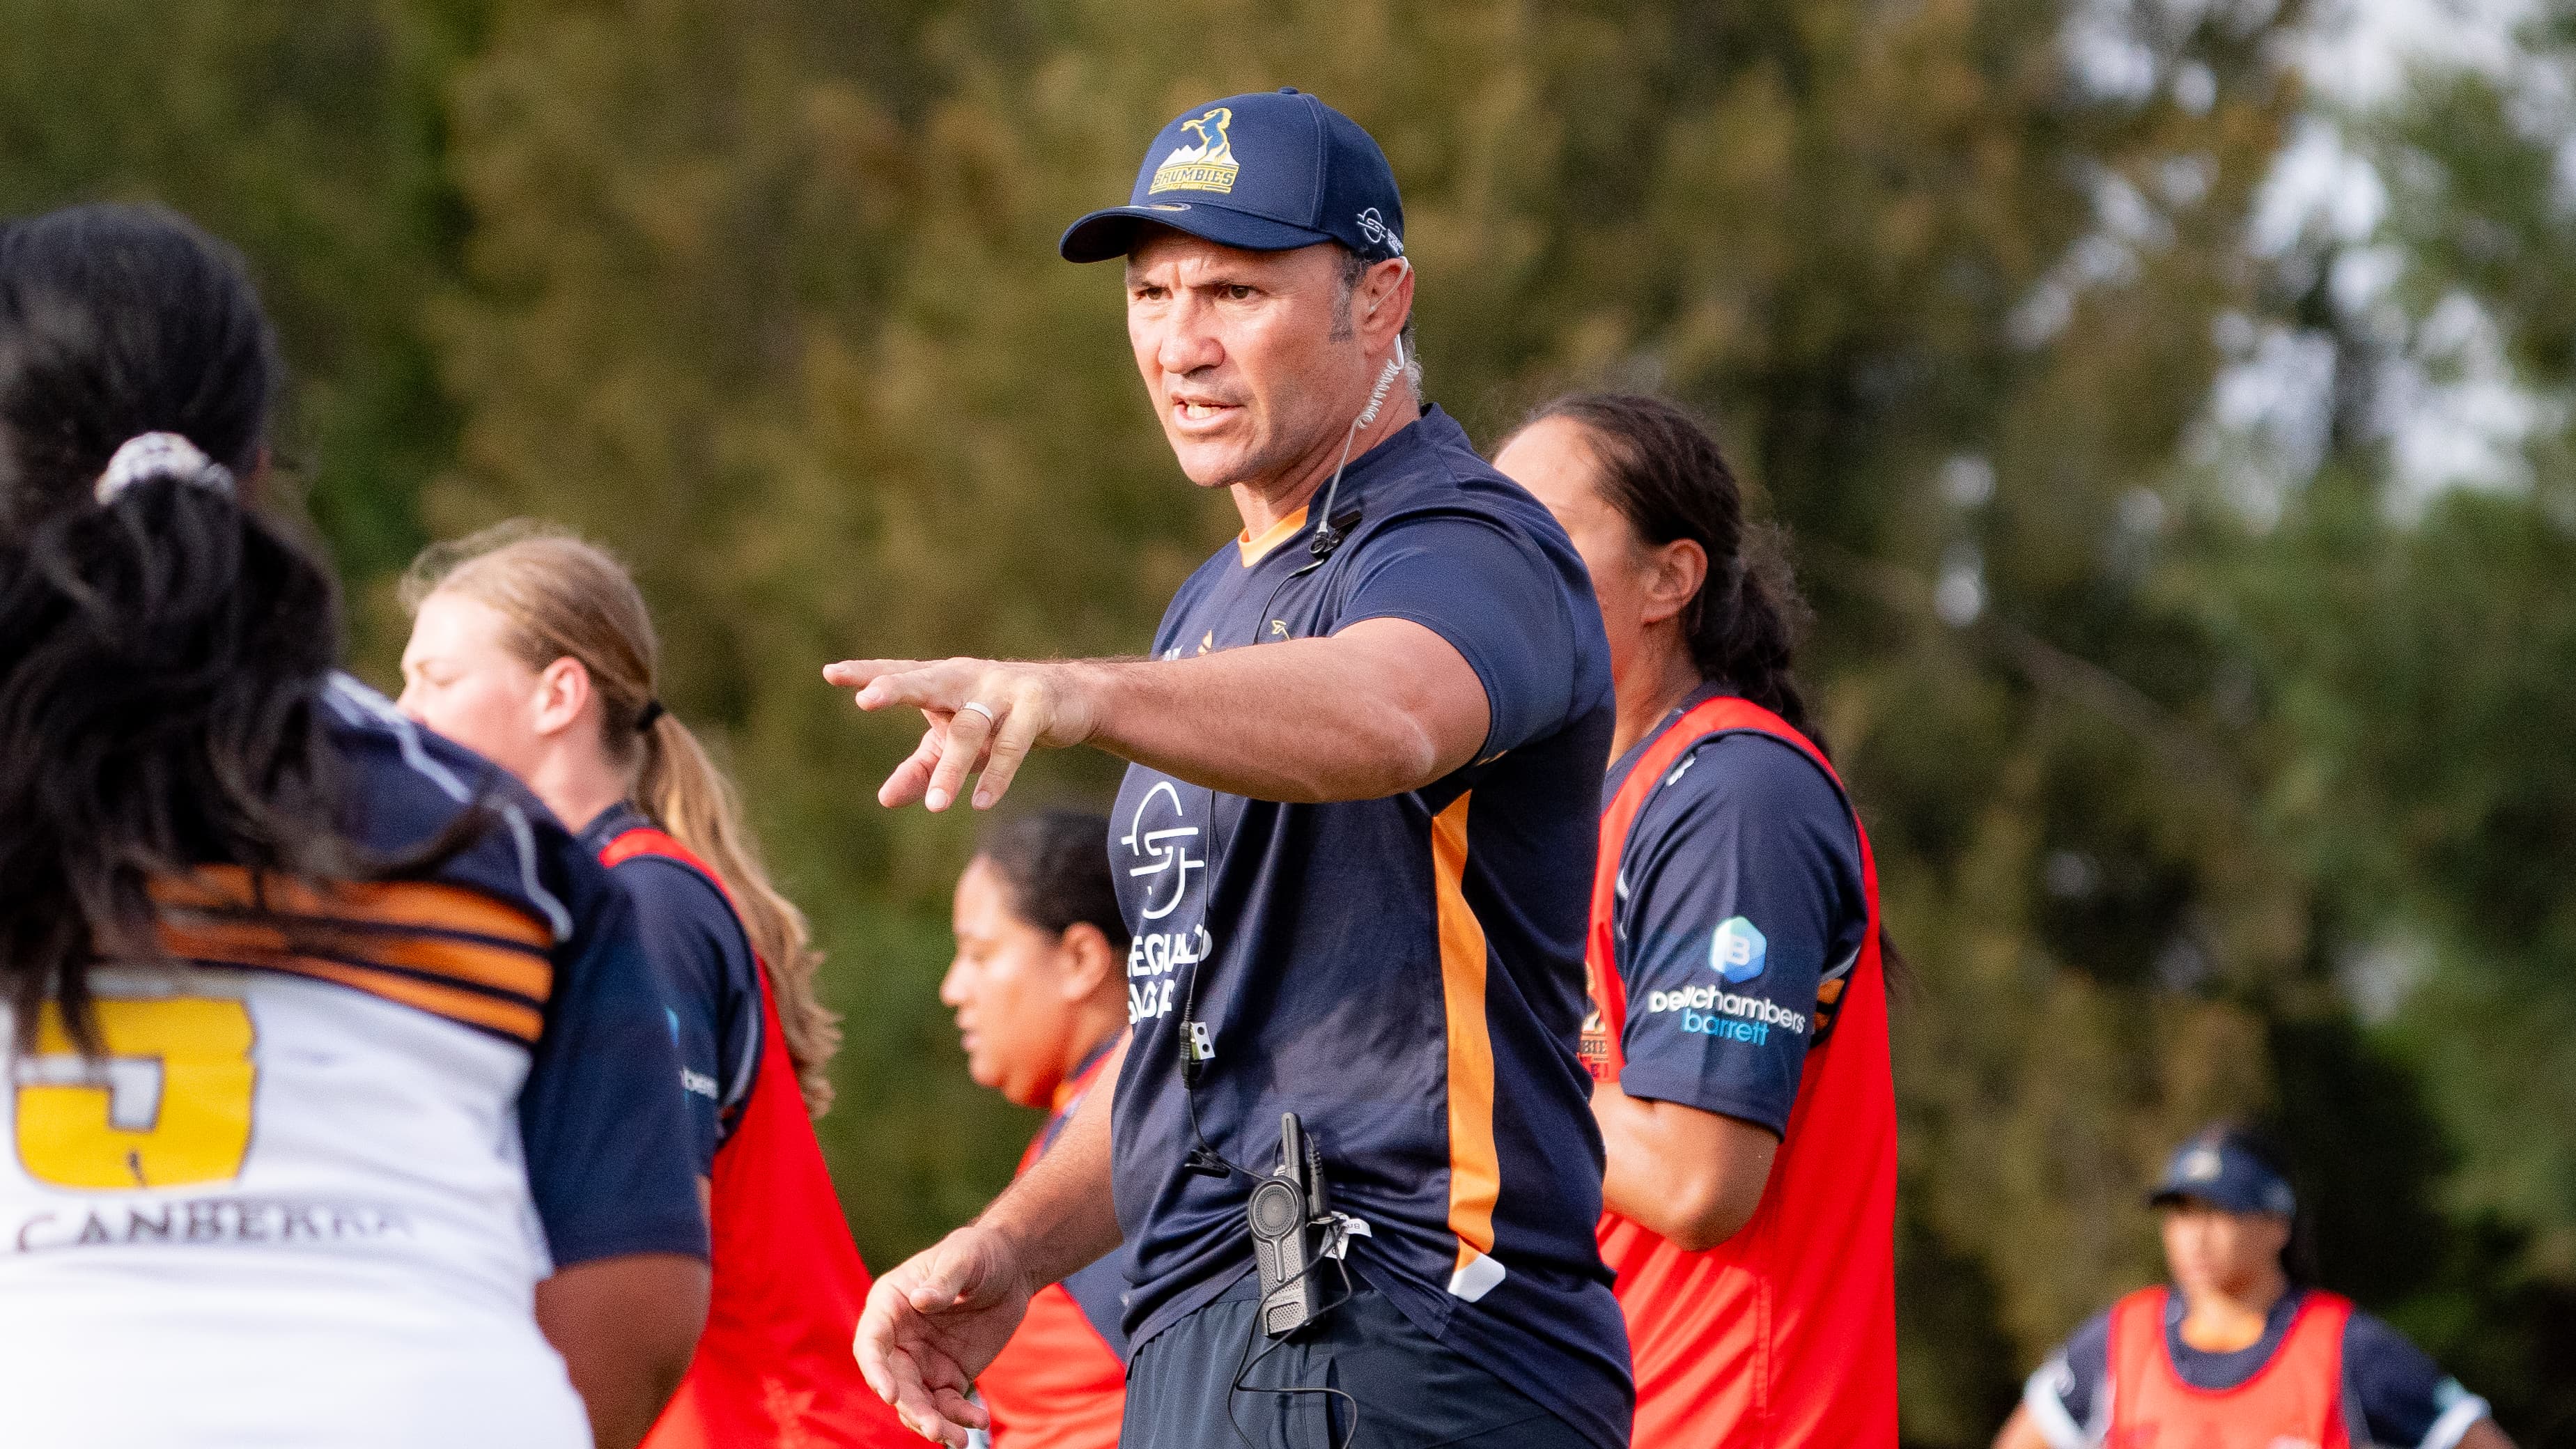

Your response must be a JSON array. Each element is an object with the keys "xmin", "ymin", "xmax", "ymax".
[
  {"xmin": 854, "ymin": 1035, "xmax": 1128, "ymax": 1446},
  {"xmin": 823, "ymin": 617, "xmax": 1491, "ymax": 813}
]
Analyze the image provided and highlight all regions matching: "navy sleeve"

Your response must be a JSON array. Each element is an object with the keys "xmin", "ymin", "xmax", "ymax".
[
  {"xmin": 1337, "ymin": 511, "xmax": 1588, "ymax": 757},
  {"xmin": 1611, "ymin": 734, "xmax": 1865, "ymax": 1135},
  {"xmin": 2344, "ymin": 1311, "xmax": 2490, "ymax": 1449},
  {"xmin": 612, "ymin": 856, "xmax": 765, "ymax": 1175},
  {"xmin": 520, "ymin": 858, "xmax": 711, "ymax": 1267},
  {"xmin": 2026, "ymin": 1312, "xmax": 2112, "ymax": 1446}
]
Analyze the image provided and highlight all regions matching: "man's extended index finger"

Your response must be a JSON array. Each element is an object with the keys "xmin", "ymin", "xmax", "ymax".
[{"xmin": 821, "ymin": 658, "xmax": 924, "ymax": 691}]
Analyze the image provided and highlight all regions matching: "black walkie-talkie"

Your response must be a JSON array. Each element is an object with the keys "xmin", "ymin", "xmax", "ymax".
[{"xmin": 1249, "ymin": 1111, "xmax": 1327, "ymax": 1338}]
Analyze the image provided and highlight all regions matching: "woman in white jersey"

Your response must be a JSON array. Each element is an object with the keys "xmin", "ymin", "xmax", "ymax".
[{"xmin": 0, "ymin": 204, "xmax": 711, "ymax": 1448}]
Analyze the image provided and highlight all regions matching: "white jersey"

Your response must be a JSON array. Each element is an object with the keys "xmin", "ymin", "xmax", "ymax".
[
  {"xmin": 0, "ymin": 963, "xmax": 587, "ymax": 1447},
  {"xmin": 0, "ymin": 681, "xmax": 707, "ymax": 1447}
]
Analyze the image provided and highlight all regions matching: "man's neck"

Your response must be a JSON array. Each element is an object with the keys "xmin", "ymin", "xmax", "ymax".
[
  {"xmin": 1232, "ymin": 392, "xmax": 1422, "ymax": 537},
  {"xmin": 2177, "ymin": 1271, "xmax": 2289, "ymax": 1354}
]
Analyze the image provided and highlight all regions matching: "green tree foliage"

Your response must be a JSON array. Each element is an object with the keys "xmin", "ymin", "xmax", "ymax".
[{"xmin": 6, "ymin": 0, "xmax": 2571, "ymax": 1440}]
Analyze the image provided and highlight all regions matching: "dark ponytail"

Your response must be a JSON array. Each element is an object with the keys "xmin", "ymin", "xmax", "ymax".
[
  {"xmin": 976, "ymin": 810, "xmax": 1132, "ymax": 957},
  {"xmin": 0, "ymin": 204, "xmax": 353, "ymax": 1053},
  {"xmin": 1519, "ymin": 393, "xmax": 1827, "ymax": 754}
]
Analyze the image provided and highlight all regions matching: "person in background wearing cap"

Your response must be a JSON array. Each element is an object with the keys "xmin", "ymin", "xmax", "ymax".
[
  {"xmin": 837, "ymin": 88, "xmax": 1630, "ymax": 1449},
  {"xmin": 942, "ymin": 812, "xmax": 1133, "ymax": 1449},
  {"xmin": 1994, "ymin": 1125, "xmax": 2515, "ymax": 1449}
]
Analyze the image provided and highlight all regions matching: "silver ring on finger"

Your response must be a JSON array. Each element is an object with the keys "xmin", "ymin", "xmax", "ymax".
[{"xmin": 957, "ymin": 700, "xmax": 998, "ymax": 727}]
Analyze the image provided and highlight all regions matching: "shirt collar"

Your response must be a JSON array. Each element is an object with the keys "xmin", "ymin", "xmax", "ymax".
[
  {"xmin": 1052, "ymin": 1032, "xmax": 1122, "ymax": 1115},
  {"xmin": 577, "ymin": 799, "xmax": 647, "ymax": 855},
  {"xmin": 1232, "ymin": 404, "xmax": 1465, "ymax": 569}
]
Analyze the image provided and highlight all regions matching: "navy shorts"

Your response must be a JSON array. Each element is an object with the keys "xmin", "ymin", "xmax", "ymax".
[{"xmin": 1119, "ymin": 1268, "xmax": 1600, "ymax": 1449}]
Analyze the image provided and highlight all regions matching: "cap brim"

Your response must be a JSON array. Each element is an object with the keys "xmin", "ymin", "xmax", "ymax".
[
  {"xmin": 2148, "ymin": 1186, "xmax": 2280, "ymax": 1214},
  {"xmin": 1059, "ymin": 203, "xmax": 1336, "ymax": 263}
]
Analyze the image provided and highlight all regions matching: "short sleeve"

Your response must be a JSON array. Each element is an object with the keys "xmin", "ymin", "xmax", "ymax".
[
  {"xmin": 520, "ymin": 868, "xmax": 711, "ymax": 1268},
  {"xmin": 1336, "ymin": 511, "xmax": 1588, "ymax": 757},
  {"xmin": 2343, "ymin": 1312, "xmax": 2490, "ymax": 1449},
  {"xmin": 2026, "ymin": 1312, "xmax": 2113, "ymax": 1448},
  {"xmin": 612, "ymin": 855, "xmax": 766, "ymax": 1173},
  {"xmin": 1610, "ymin": 734, "xmax": 1865, "ymax": 1135}
]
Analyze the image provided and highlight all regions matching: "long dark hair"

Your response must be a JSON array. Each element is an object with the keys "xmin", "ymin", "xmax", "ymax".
[
  {"xmin": 977, "ymin": 810, "xmax": 1131, "ymax": 956},
  {"xmin": 1518, "ymin": 392, "xmax": 1827, "ymax": 752},
  {"xmin": 0, "ymin": 204, "xmax": 351, "ymax": 1052}
]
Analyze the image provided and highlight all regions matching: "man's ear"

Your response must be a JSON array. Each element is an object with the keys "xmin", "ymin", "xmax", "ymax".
[
  {"xmin": 1359, "ymin": 256, "xmax": 1414, "ymax": 356},
  {"xmin": 1056, "ymin": 922, "xmax": 1122, "ymax": 1002},
  {"xmin": 1638, "ymin": 537, "xmax": 1709, "ymax": 628},
  {"xmin": 531, "ymin": 656, "xmax": 593, "ymax": 740}
]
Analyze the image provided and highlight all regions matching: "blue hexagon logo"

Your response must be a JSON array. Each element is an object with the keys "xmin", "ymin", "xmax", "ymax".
[{"xmin": 1710, "ymin": 917, "xmax": 1768, "ymax": 984}]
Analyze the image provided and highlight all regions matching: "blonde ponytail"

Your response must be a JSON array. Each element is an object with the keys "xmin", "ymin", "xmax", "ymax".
[
  {"xmin": 635, "ymin": 711, "xmax": 841, "ymax": 1115},
  {"xmin": 402, "ymin": 521, "xmax": 843, "ymax": 1116}
]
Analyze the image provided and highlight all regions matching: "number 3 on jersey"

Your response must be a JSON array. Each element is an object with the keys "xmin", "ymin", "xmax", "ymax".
[{"xmin": 15, "ymin": 996, "xmax": 257, "ymax": 1190}]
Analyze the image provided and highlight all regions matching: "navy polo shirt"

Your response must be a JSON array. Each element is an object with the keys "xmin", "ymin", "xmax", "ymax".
[
  {"xmin": 1604, "ymin": 683, "xmax": 1870, "ymax": 1133},
  {"xmin": 1106, "ymin": 407, "xmax": 1631, "ymax": 1449}
]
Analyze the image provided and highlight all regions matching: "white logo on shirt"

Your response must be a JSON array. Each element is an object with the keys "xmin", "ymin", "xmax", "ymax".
[{"xmin": 1122, "ymin": 781, "xmax": 1204, "ymax": 922}]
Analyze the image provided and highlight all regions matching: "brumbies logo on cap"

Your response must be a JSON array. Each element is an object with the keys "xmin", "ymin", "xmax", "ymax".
[{"xmin": 1150, "ymin": 107, "xmax": 1239, "ymax": 195}]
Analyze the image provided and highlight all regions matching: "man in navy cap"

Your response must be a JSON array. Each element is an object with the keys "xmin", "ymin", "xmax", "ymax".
[
  {"xmin": 837, "ymin": 89, "xmax": 1632, "ymax": 1449},
  {"xmin": 1994, "ymin": 1124, "xmax": 2514, "ymax": 1449}
]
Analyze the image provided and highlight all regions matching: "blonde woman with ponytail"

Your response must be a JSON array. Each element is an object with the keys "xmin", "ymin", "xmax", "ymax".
[{"xmin": 398, "ymin": 522, "xmax": 910, "ymax": 1449}]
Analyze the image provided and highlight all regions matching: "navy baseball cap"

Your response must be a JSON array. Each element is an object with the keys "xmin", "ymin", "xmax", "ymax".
[
  {"xmin": 1060, "ymin": 88, "xmax": 1406, "ymax": 265},
  {"xmin": 2148, "ymin": 1126, "xmax": 2297, "ymax": 1217}
]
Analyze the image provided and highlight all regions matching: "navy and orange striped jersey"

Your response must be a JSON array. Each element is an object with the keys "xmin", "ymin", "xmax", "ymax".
[
  {"xmin": 1107, "ymin": 407, "xmax": 1631, "ymax": 1449},
  {"xmin": 0, "ymin": 674, "xmax": 706, "ymax": 1448}
]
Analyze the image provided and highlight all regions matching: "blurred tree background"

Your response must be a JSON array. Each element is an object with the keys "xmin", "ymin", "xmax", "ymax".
[{"xmin": 6, "ymin": 0, "xmax": 2572, "ymax": 1439}]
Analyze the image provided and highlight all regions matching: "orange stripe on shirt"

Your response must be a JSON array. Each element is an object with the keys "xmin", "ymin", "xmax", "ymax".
[
  {"xmin": 157, "ymin": 915, "xmax": 551, "ymax": 1004},
  {"xmin": 1433, "ymin": 793, "xmax": 1501, "ymax": 1276},
  {"xmin": 153, "ymin": 867, "xmax": 554, "ymax": 950},
  {"xmin": 211, "ymin": 953, "xmax": 544, "ymax": 1043}
]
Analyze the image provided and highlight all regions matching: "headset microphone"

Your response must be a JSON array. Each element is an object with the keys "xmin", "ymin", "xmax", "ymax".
[{"xmin": 1308, "ymin": 327, "xmax": 1409, "ymax": 561}]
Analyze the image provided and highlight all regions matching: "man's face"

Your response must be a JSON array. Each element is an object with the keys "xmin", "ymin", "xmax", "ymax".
[{"xmin": 1125, "ymin": 231, "xmax": 1363, "ymax": 490}]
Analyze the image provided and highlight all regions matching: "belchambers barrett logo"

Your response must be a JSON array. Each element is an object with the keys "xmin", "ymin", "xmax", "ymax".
[{"xmin": 1150, "ymin": 108, "xmax": 1239, "ymax": 195}]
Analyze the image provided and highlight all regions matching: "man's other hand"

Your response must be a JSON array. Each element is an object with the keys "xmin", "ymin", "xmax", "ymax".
[
  {"xmin": 823, "ymin": 658, "xmax": 1098, "ymax": 813},
  {"xmin": 851, "ymin": 1223, "xmax": 1036, "ymax": 1446}
]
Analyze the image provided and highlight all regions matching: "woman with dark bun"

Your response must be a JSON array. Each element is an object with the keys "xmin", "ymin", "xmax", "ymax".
[
  {"xmin": 1496, "ymin": 394, "xmax": 1898, "ymax": 1446},
  {"xmin": 942, "ymin": 812, "xmax": 1132, "ymax": 1449},
  {"xmin": 0, "ymin": 205, "xmax": 708, "ymax": 1448}
]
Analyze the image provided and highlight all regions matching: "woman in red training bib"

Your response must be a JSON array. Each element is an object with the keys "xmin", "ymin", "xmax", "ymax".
[
  {"xmin": 398, "ymin": 523, "xmax": 913, "ymax": 1448},
  {"xmin": 1496, "ymin": 394, "xmax": 1898, "ymax": 1447},
  {"xmin": 1994, "ymin": 1125, "xmax": 2513, "ymax": 1449},
  {"xmin": 942, "ymin": 812, "xmax": 1133, "ymax": 1448}
]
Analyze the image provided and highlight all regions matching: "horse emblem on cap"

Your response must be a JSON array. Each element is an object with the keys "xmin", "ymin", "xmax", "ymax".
[{"xmin": 1151, "ymin": 107, "xmax": 1240, "ymax": 195}]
